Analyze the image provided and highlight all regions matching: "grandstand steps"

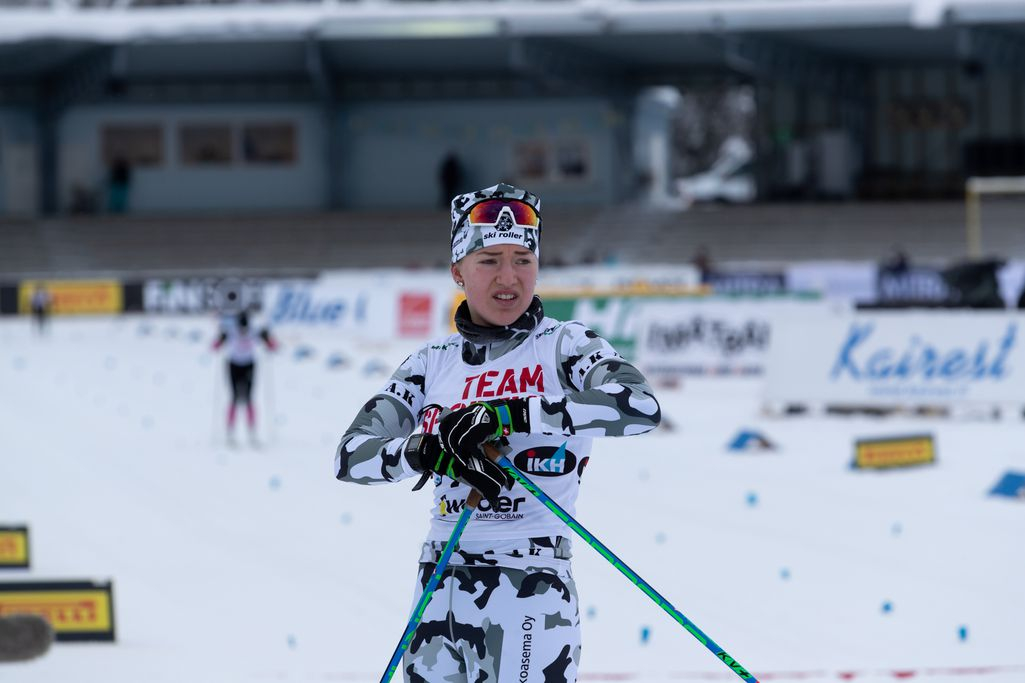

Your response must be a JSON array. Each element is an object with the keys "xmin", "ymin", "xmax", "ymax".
[{"xmin": 0, "ymin": 200, "xmax": 1022, "ymax": 278}]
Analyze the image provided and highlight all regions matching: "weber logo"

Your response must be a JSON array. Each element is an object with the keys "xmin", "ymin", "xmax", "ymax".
[{"xmin": 513, "ymin": 446, "xmax": 577, "ymax": 477}]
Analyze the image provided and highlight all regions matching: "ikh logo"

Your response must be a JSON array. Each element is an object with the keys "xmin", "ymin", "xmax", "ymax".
[{"xmin": 513, "ymin": 443, "xmax": 577, "ymax": 477}]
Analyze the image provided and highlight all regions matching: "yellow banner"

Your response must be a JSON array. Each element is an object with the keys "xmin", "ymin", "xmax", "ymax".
[
  {"xmin": 0, "ymin": 582, "xmax": 115, "ymax": 640},
  {"xmin": 19, "ymin": 280, "xmax": 123, "ymax": 315},
  {"xmin": 854, "ymin": 435, "xmax": 936, "ymax": 469},
  {"xmin": 0, "ymin": 528, "xmax": 29, "ymax": 567}
]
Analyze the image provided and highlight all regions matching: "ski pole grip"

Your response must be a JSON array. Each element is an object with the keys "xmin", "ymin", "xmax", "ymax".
[
  {"xmin": 462, "ymin": 443, "xmax": 504, "ymax": 510},
  {"xmin": 482, "ymin": 442, "xmax": 503, "ymax": 462}
]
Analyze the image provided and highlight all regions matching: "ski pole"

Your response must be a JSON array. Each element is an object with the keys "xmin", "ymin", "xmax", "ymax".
[
  {"xmin": 483, "ymin": 444, "xmax": 759, "ymax": 683},
  {"xmin": 380, "ymin": 489, "xmax": 481, "ymax": 683}
]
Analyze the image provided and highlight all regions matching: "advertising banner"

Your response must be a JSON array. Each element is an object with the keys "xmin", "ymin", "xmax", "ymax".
[
  {"xmin": 142, "ymin": 277, "xmax": 267, "ymax": 314},
  {"xmin": 875, "ymin": 267, "xmax": 949, "ymax": 305},
  {"xmin": 0, "ymin": 285, "xmax": 16, "ymax": 315},
  {"xmin": 451, "ymin": 292, "xmax": 697, "ymax": 359},
  {"xmin": 634, "ymin": 298, "xmax": 834, "ymax": 378},
  {"xmin": 705, "ymin": 271, "xmax": 786, "ymax": 295},
  {"xmin": 18, "ymin": 280, "xmax": 122, "ymax": 315},
  {"xmin": 766, "ymin": 311, "xmax": 1025, "ymax": 406},
  {"xmin": 786, "ymin": 262, "xmax": 877, "ymax": 303},
  {"xmin": 268, "ymin": 270, "xmax": 454, "ymax": 340},
  {"xmin": 532, "ymin": 294, "xmax": 647, "ymax": 358},
  {"xmin": 0, "ymin": 580, "xmax": 115, "ymax": 641}
]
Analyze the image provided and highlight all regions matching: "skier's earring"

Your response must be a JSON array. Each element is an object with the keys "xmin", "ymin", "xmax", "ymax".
[{"xmin": 456, "ymin": 281, "xmax": 464, "ymax": 288}]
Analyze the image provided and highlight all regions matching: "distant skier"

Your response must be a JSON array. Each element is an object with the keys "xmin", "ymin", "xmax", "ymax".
[
  {"xmin": 212, "ymin": 311, "xmax": 278, "ymax": 445},
  {"xmin": 29, "ymin": 284, "xmax": 52, "ymax": 336}
]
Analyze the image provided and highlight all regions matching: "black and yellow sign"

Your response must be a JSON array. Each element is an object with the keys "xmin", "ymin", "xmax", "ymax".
[
  {"xmin": 0, "ymin": 581, "xmax": 115, "ymax": 642},
  {"xmin": 853, "ymin": 434, "xmax": 936, "ymax": 470},
  {"xmin": 0, "ymin": 526, "xmax": 29, "ymax": 568},
  {"xmin": 18, "ymin": 280, "xmax": 123, "ymax": 315}
]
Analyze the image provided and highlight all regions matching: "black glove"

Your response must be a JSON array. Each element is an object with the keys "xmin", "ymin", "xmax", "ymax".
[
  {"xmin": 438, "ymin": 399, "xmax": 530, "ymax": 459},
  {"xmin": 403, "ymin": 433, "xmax": 512, "ymax": 507}
]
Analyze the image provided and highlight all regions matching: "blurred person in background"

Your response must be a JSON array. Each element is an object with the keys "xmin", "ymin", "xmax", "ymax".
[
  {"xmin": 881, "ymin": 246, "xmax": 910, "ymax": 275},
  {"xmin": 438, "ymin": 151, "xmax": 464, "ymax": 209},
  {"xmin": 212, "ymin": 311, "xmax": 278, "ymax": 446},
  {"xmin": 29, "ymin": 283, "xmax": 52, "ymax": 336},
  {"xmin": 691, "ymin": 244, "xmax": 713, "ymax": 283},
  {"xmin": 107, "ymin": 157, "xmax": 132, "ymax": 213},
  {"xmin": 334, "ymin": 183, "xmax": 661, "ymax": 682}
]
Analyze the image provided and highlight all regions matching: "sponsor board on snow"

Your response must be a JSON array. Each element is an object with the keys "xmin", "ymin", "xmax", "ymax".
[
  {"xmin": 0, "ymin": 580, "xmax": 115, "ymax": 641},
  {"xmin": 852, "ymin": 434, "xmax": 935, "ymax": 470},
  {"xmin": 0, "ymin": 527, "xmax": 29, "ymax": 568}
]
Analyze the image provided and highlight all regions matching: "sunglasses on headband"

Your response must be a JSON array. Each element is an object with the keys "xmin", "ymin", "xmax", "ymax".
[{"xmin": 461, "ymin": 199, "xmax": 541, "ymax": 229}]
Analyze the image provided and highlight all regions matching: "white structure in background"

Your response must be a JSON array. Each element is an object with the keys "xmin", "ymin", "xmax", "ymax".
[
  {"xmin": 634, "ymin": 86, "xmax": 688, "ymax": 210},
  {"xmin": 675, "ymin": 136, "xmax": 756, "ymax": 208}
]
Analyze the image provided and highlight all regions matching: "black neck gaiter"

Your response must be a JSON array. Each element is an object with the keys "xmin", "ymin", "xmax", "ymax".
[{"xmin": 454, "ymin": 295, "xmax": 545, "ymax": 365}]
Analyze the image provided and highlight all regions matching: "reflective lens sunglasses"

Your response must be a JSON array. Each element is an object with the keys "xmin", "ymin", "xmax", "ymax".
[{"xmin": 463, "ymin": 199, "xmax": 541, "ymax": 229}]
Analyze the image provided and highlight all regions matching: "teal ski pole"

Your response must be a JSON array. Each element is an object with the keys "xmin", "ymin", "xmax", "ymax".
[
  {"xmin": 379, "ymin": 490, "xmax": 480, "ymax": 683},
  {"xmin": 484, "ymin": 444, "xmax": 759, "ymax": 682}
]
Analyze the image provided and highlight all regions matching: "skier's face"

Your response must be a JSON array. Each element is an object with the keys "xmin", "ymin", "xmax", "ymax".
[{"xmin": 452, "ymin": 245, "xmax": 538, "ymax": 327}]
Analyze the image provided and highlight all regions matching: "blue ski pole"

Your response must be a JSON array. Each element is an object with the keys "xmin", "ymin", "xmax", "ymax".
[
  {"xmin": 379, "ymin": 490, "xmax": 480, "ymax": 683},
  {"xmin": 483, "ymin": 444, "xmax": 759, "ymax": 682}
]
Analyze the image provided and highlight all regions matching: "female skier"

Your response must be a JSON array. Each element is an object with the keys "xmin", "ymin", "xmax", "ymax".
[
  {"xmin": 212, "ymin": 311, "xmax": 277, "ymax": 445},
  {"xmin": 335, "ymin": 183, "xmax": 661, "ymax": 682}
]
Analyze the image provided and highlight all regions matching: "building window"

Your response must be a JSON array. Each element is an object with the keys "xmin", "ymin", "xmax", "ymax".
[
  {"xmin": 512, "ymin": 140, "xmax": 549, "ymax": 183},
  {"xmin": 513, "ymin": 139, "xmax": 591, "ymax": 184},
  {"xmin": 554, "ymin": 140, "xmax": 590, "ymax": 182},
  {"xmin": 180, "ymin": 124, "xmax": 233, "ymax": 166},
  {"xmin": 102, "ymin": 124, "xmax": 163, "ymax": 167},
  {"xmin": 242, "ymin": 123, "xmax": 297, "ymax": 164}
]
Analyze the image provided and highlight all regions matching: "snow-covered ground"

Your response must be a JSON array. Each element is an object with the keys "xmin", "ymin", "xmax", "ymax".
[{"xmin": 1, "ymin": 314, "xmax": 1022, "ymax": 682}]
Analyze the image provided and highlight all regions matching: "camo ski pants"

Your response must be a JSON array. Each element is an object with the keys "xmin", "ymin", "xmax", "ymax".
[{"xmin": 403, "ymin": 563, "xmax": 581, "ymax": 683}]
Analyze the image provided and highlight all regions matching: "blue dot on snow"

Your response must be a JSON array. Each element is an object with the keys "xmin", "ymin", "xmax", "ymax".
[
  {"xmin": 586, "ymin": 606, "xmax": 596, "ymax": 620},
  {"xmin": 655, "ymin": 532, "xmax": 666, "ymax": 544},
  {"xmin": 958, "ymin": 625, "xmax": 968, "ymax": 641},
  {"xmin": 881, "ymin": 601, "xmax": 893, "ymax": 614},
  {"xmin": 340, "ymin": 513, "xmax": 352, "ymax": 525},
  {"xmin": 891, "ymin": 522, "xmax": 903, "ymax": 537},
  {"xmin": 287, "ymin": 634, "xmax": 297, "ymax": 649},
  {"xmin": 780, "ymin": 568, "xmax": 790, "ymax": 580},
  {"xmin": 746, "ymin": 492, "xmax": 759, "ymax": 507},
  {"xmin": 640, "ymin": 626, "xmax": 650, "ymax": 644},
  {"xmin": 269, "ymin": 476, "xmax": 281, "ymax": 491}
]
